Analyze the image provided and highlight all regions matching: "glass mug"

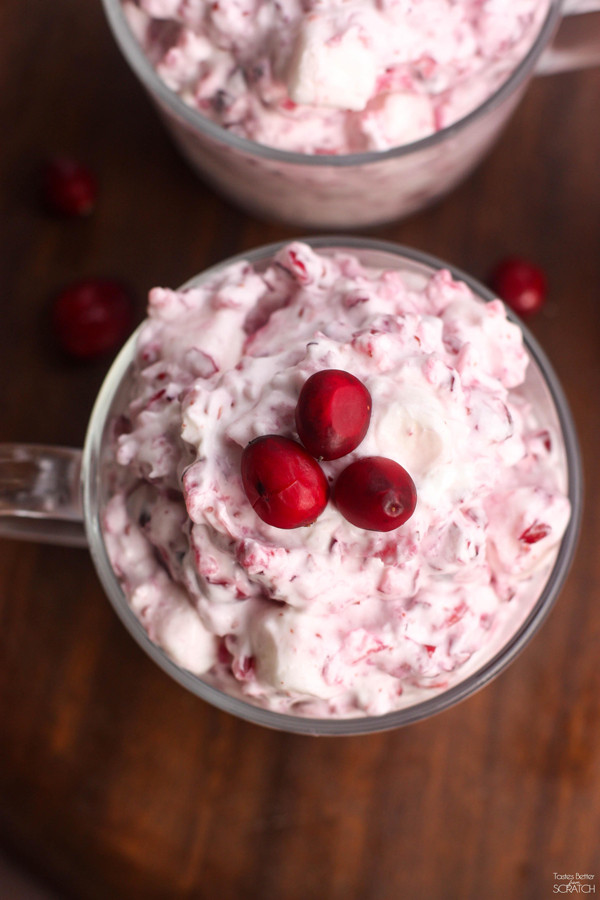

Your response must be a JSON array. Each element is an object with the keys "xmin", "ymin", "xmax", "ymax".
[
  {"xmin": 101, "ymin": 0, "xmax": 600, "ymax": 228},
  {"xmin": 0, "ymin": 239, "xmax": 582, "ymax": 735}
]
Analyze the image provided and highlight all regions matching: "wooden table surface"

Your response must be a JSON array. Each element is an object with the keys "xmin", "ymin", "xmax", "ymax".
[{"xmin": 1, "ymin": 2, "xmax": 600, "ymax": 898}]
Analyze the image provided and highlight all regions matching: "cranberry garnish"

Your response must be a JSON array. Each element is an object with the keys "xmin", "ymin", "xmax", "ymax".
[
  {"xmin": 295, "ymin": 369, "xmax": 372, "ymax": 460},
  {"xmin": 241, "ymin": 435, "xmax": 329, "ymax": 529},
  {"xmin": 489, "ymin": 257, "xmax": 547, "ymax": 318},
  {"xmin": 41, "ymin": 157, "xmax": 98, "ymax": 217},
  {"xmin": 334, "ymin": 456, "xmax": 416, "ymax": 532},
  {"xmin": 52, "ymin": 278, "xmax": 134, "ymax": 359}
]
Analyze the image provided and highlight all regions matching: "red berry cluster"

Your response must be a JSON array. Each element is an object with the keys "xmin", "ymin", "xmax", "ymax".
[
  {"xmin": 241, "ymin": 369, "xmax": 417, "ymax": 532},
  {"xmin": 41, "ymin": 157, "xmax": 134, "ymax": 359}
]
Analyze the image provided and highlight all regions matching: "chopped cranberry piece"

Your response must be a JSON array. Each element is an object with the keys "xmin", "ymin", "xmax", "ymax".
[
  {"xmin": 520, "ymin": 522, "xmax": 551, "ymax": 544},
  {"xmin": 334, "ymin": 457, "xmax": 417, "ymax": 532},
  {"xmin": 217, "ymin": 640, "xmax": 232, "ymax": 666},
  {"xmin": 296, "ymin": 369, "xmax": 371, "ymax": 460},
  {"xmin": 148, "ymin": 389, "xmax": 167, "ymax": 406},
  {"xmin": 444, "ymin": 601, "xmax": 468, "ymax": 627},
  {"xmin": 41, "ymin": 157, "xmax": 98, "ymax": 217},
  {"xmin": 52, "ymin": 278, "xmax": 134, "ymax": 359},
  {"xmin": 289, "ymin": 250, "xmax": 307, "ymax": 277},
  {"xmin": 489, "ymin": 257, "xmax": 547, "ymax": 318},
  {"xmin": 233, "ymin": 655, "xmax": 255, "ymax": 680},
  {"xmin": 241, "ymin": 435, "xmax": 329, "ymax": 529},
  {"xmin": 538, "ymin": 430, "xmax": 552, "ymax": 453}
]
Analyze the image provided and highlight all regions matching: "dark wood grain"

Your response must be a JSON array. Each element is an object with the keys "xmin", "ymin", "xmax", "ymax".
[{"xmin": 1, "ymin": 2, "xmax": 600, "ymax": 898}]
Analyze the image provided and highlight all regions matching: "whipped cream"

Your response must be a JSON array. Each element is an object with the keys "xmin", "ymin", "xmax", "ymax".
[
  {"xmin": 104, "ymin": 243, "xmax": 570, "ymax": 717},
  {"xmin": 122, "ymin": 0, "xmax": 550, "ymax": 152}
]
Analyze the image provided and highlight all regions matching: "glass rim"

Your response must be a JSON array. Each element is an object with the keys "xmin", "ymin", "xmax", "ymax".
[
  {"xmin": 101, "ymin": 0, "xmax": 563, "ymax": 168},
  {"xmin": 82, "ymin": 236, "xmax": 582, "ymax": 736}
]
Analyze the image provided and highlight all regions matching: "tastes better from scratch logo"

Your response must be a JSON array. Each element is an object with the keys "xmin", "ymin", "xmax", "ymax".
[{"xmin": 554, "ymin": 874, "xmax": 596, "ymax": 893}]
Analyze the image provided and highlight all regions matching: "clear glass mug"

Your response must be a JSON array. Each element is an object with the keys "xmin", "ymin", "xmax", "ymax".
[
  {"xmin": 0, "ymin": 239, "xmax": 582, "ymax": 735},
  {"xmin": 101, "ymin": 0, "xmax": 600, "ymax": 228}
]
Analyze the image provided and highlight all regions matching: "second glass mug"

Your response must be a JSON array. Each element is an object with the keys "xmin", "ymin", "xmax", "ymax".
[
  {"xmin": 0, "ymin": 238, "xmax": 582, "ymax": 735},
  {"xmin": 101, "ymin": 0, "xmax": 600, "ymax": 228}
]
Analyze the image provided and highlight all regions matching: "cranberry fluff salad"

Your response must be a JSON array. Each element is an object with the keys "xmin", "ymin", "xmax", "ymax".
[
  {"xmin": 102, "ymin": 243, "xmax": 571, "ymax": 718},
  {"xmin": 122, "ymin": 0, "xmax": 550, "ymax": 153}
]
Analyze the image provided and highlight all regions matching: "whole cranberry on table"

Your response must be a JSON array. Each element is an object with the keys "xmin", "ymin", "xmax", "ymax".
[
  {"xmin": 489, "ymin": 257, "xmax": 547, "ymax": 318},
  {"xmin": 241, "ymin": 434, "xmax": 329, "ymax": 529},
  {"xmin": 41, "ymin": 157, "xmax": 98, "ymax": 217},
  {"xmin": 295, "ymin": 368, "xmax": 372, "ymax": 460},
  {"xmin": 52, "ymin": 278, "xmax": 134, "ymax": 360}
]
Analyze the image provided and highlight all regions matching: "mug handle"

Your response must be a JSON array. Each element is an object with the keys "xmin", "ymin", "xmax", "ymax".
[
  {"xmin": 0, "ymin": 444, "xmax": 87, "ymax": 547},
  {"xmin": 537, "ymin": 0, "xmax": 600, "ymax": 73}
]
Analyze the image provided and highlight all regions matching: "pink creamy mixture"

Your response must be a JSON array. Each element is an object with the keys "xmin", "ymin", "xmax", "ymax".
[
  {"xmin": 122, "ymin": 0, "xmax": 550, "ymax": 153},
  {"xmin": 103, "ymin": 243, "xmax": 570, "ymax": 717}
]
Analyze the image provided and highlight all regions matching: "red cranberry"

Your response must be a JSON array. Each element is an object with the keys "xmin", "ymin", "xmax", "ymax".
[
  {"xmin": 41, "ymin": 157, "xmax": 98, "ymax": 216},
  {"xmin": 334, "ymin": 456, "xmax": 417, "ymax": 532},
  {"xmin": 52, "ymin": 278, "xmax": 134, "ymax": 359},
  {"xmin": 295, "ymin": 369, "xmax": 371, "ymax": 460},
  {"xmin": 489, "ymin": 257, "xmax": 547, "ymax": 318},
  {"xmin": 241, "ymin": 435, "xmax": 329, "ymax": 529}
]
